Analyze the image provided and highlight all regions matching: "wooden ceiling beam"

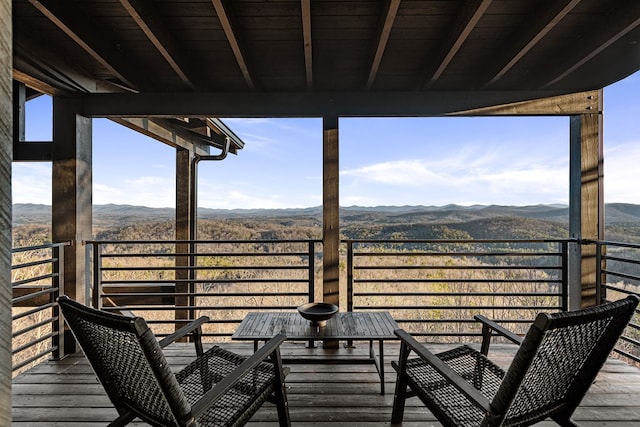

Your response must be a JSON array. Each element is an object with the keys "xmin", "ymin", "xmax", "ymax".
[
  {"xmin": 301, "ymin": 0, "xmax": 313, "ymax": 90},
  {"xmin": 111, "ymin": 117, "xmax": 243, "ymax": 155},
  {"xmin": 425, "ymin": 0, "xmax": 492, "ymax": 87},
  {"xmin": 211, "ymin": 0, "xmax": 255, "ymax": 89},
  {"xmin": 365, "ymin": 0, "xmax": 401, "ymax": 90},
  {"xmin": 28, "ymin": 0, "xmax": 145, "ymax": 91},
  {"xmin": 119, "ymin": 0, "xmax": 196, "ymax": 90},
  {"xmin": 543, "ymin": 0, "xmax": 640, "ymax": 88},
  {"xmin": 482, "ymin": 0, "xmax": 582, "ymax": 88},
  {"xmin": 12, "ymin": 27, "xmax": 123, "ymax": 95},
  {"xmin": 79, "ymin": 89, "xmax": 591, "ymax": 118},
  {"xmin": 448, "ymin": 89, "xmax": 601, "ymax": 115},
  {"xmin": 111, "ymin": 117, "xmax": 213, "ymax": 156},
  {"xmin": 13, "ymin": 68, "xmax": 69, "ymax": 97}
]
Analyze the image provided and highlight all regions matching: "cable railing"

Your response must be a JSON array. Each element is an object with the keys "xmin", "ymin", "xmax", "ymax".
[
  {"xmin": 11, "ymin": 242, "xmax": 68, "ymax": 375},
  {"xmin": 593, "ymin": 240, "xmax": 640, "ymax": 363}
]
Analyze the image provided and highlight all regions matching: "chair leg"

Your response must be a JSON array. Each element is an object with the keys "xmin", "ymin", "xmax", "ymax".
[
  {"xmin": 271, "ymin": 350, "xmax": 291, "ymax": 427},
  {"xmin": 391, "ymin": 380, "xmax": 408, "ymax": 424},
  {"xmin": 274, "ymin": 382, "xmax": 290, "ymax": 427},
  {"xmin": 552, "ymin": 415, "xmax": 579, "ymax": 427},
  {"xmin": 108, "ymin": 410, "xmax": 136, "ymax": 427},
  {"xmin": 391, "ymin": 344, "xmax": 411, "ymax": 424}
]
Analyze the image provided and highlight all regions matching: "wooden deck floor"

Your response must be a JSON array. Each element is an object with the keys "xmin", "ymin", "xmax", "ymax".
[{"xmin": 12, "ymin": 341, "xmax": 640, "ymax": 426}]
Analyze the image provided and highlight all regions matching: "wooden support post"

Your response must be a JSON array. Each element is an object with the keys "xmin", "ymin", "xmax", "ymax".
[
  {"xmin": 175, "ymin": 147, "xmax": 193, "ymax": 331},
  {"xmin": 12, "ymin": 81, "xmax": 25, "ymax": 143},
  {"xmin": 569, "ymin": 93, "xmax": 603, "ymax": 308},
  {"xmin": 323, "ymin": 115, "xmax": 340, "ymax": 306},
  {"xmin": 52, "ymin": 96, "xmax": 92, "ymax": 354},
  {"xmin": 0, "ymin": 0, "xmax": 13, "ymax": 421},
  {"xmin": 323, "ymin": 115, "xmax": 340, "ymax": 349}
]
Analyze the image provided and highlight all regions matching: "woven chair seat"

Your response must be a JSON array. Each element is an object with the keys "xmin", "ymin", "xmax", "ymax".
[
  {"xmin": 404, "ymin": 345, "xmax": 505, "ymax": 427},
  {"xmin": 177, "ymin": 346, "xmax": 277, "ymax": 426}
]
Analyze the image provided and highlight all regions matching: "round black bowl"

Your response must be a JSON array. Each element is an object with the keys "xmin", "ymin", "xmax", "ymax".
[{"xmin": 297, "ymin": 302, "xmax": 338, "ymax": 327}]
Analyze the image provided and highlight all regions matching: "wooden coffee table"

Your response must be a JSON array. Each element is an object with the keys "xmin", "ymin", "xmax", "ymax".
[{"xmin": 232, "ymin": 311, "xmax": 398, "ymax": 394}]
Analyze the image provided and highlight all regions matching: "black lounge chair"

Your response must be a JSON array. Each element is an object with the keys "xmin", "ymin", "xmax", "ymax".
[
  {"xmin": 391, "ymin": 295, "xmax": 639, "ymax": 427},
  {"xmin": 57, "ymin": 296, "xmax": 290, "ymax": 427}
]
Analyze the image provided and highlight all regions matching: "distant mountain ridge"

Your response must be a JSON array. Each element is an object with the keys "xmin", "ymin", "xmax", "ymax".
[
  {"xmin": 12, "ymin": 202, "xmax": 640, "ymax": 226},
  {"xmin": 13, "ymin": 202, "xmax": 640, "ymax": 244}
]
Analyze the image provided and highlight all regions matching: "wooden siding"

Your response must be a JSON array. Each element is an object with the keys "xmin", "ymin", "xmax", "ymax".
[
  {"xmin": 12, "ymin": 342, "xmax": 640, "ymax": 426},
  {"xmin": 1, "ymin": 0, "xmax": 12, "ymax": 423}
]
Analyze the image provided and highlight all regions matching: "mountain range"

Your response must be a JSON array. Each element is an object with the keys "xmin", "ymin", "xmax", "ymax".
[
  {"xmin": 13, "ymin": 202, "xmax": 640, "ymax": 226},
  {"xmin": 13, "ymin": 202, "xmax": 640, "ymax": 244}
]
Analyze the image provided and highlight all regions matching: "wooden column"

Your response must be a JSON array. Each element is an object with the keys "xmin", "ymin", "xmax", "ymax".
[
  {"xmin": 52, "ymin": 96, "xmax": 92, "ymax": 353},
  {"xmin": 323, "ymin": 116, "xmax": 340, "ymax": 349},
  {"xmin": 0, "ymin": 0, "xmax": 13, "ymax": 422},
  {"xmin": 569, "ymin": 94, "xmax": 603, "ymax": 308},
  {"xmin": 323, "ymin": 116, "xmax": 340, "ymax": 308},
  {"xmin": 175, "ymin": 147, "xmax": 194, "ymax": 329}
]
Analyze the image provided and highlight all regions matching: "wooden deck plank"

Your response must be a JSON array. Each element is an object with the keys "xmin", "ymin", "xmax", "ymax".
[{"xmin": 12, "ymin": 342, "xmax": 640, "ymax": 426}]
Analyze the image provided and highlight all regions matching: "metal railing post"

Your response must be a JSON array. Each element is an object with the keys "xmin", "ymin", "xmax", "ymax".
[
  {"xmin": 561, "ymin": 241, "xmax": 569, "ymax": 312},
  {"xmin": 92, "ymin": 242, "xmax": 102, "ymax": 310},
  {"xmin": 567, "ymin": 240, "xmax": 582, "ymax": 311},
  {"xmin": 347, "ymin": 241, "xmax": 353, "ymax": 313},
  {"xmin": 52, "ymin": 244, "xmax": 65, "ymax": 359},
  {"xmin": 308, "ymin": 241, "xmax": 315, "ymax": 303},
  {"xmin": 189, "ymin": 240, "xmax": 196, "ymax": 322},
  {"xmin": 595, "ymin": 241, "xmax": 603, "ymax": 305}
]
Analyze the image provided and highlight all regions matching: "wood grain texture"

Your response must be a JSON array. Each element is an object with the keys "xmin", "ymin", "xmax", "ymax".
[
  {"xmin": 322, "ymin": 116, "xmax": 339, "ymax": 309},
  {"xmin": 12, "ymin": 342, "xmax": 640, "ymax": 425},
  {"xmin": 0, "ymin": 0, "xmax": 12, "ymax": 424},
  {"xmin": 233, "ymin": 312, "xmax": 398, "ymax": 340}
]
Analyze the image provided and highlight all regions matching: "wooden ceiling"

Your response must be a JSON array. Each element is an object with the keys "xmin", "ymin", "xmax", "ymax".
[{"xmin": 11, "ymin": 0, "xmax": 640, "ymax": 116}]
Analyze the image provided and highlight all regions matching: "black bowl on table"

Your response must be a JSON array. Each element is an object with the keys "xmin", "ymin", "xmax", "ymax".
[{"xmin": 297, "ymin": 302, "xmax": 338, "ymax": 327}]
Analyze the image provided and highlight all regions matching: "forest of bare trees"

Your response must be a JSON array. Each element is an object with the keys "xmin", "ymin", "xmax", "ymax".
[{"xmin": 11, "ymin": 203, "xmax": 640, "ymax": 374}]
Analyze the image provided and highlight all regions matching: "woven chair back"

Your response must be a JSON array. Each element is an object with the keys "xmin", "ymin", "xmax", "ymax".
[
  {"xmin": 492, "ymin": 296, "xmax": 638, "ymax": 426},
  {"xmin": 58, "ymin": 297, "xmax": 192, "ymax": 426}
]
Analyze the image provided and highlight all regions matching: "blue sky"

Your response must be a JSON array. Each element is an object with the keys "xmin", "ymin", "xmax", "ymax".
[{"xmin": 14, "ymin": 70, "xmax": 640, "ymax": 209}]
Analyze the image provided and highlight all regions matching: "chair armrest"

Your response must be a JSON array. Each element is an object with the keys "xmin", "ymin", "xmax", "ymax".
[
  {"xmin": 117, "ymin": 308, "xmax": 136, "ymax": 318},
  {"xmin": 158, "ymin": 316, "xmax": 210, "ymax": 350},
  {"xmin": 394, "ymin": 329, "xmax": 490, "ymax": 413},
  {"xmin": 474, "ymin": 315, "xmax": 522, "ymax": 356},
  {"xmin": 190, "ymin": 333, "xmax": 288, "ymax": 418}
]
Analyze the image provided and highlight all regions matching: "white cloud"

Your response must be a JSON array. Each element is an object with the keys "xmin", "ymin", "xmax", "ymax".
[
  {"xmin": 196, "ymin": 178, "xmax": 310, "ymax": 209},
  {"xmin": 219, "ymin": 118, "xmax": 289, "ymax": 155},
  {"xmin": 94, "ymin": 176, "xmax": 175, "ymax": 208},
  {"xmin": 197, "ymin": 188, "xmax": 290, "ymax": 210},
  {"xmin": 340, "ymin": 148, "xmax": 570, "ymax": 206},
  {"xmin": 604, "ymin": 141, "xmax": 640, "ymax": 203},
  {"xmin": 342, "ymin": 159, "xmax": 445, "ymax": 186},
  {"xmin": 12, "ymin": 163, "xmax": 52, "ymax": 204}
]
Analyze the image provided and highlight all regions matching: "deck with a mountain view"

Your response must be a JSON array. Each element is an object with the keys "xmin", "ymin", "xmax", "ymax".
[
  {"xmin": 11, "ymin": 203, "xmax": 640, "ymax": 425},
  {"xmin": 12, "ymin": 341, "xmax": 640, "ymax": 426}
]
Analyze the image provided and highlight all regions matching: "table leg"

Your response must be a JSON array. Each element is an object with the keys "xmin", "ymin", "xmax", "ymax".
[
  {"xmin": 379, "ymin": 340, "xmax": 385, "ymax": 395},
  {"xmin": 369, "ymin": 340, "xmax": 386, "ymax": 394}
]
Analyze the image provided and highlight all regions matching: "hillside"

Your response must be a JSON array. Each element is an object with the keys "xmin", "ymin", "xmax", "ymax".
[{"xmin": 12, "ymin": 202, "xmax": 640, "ymax": 245}]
